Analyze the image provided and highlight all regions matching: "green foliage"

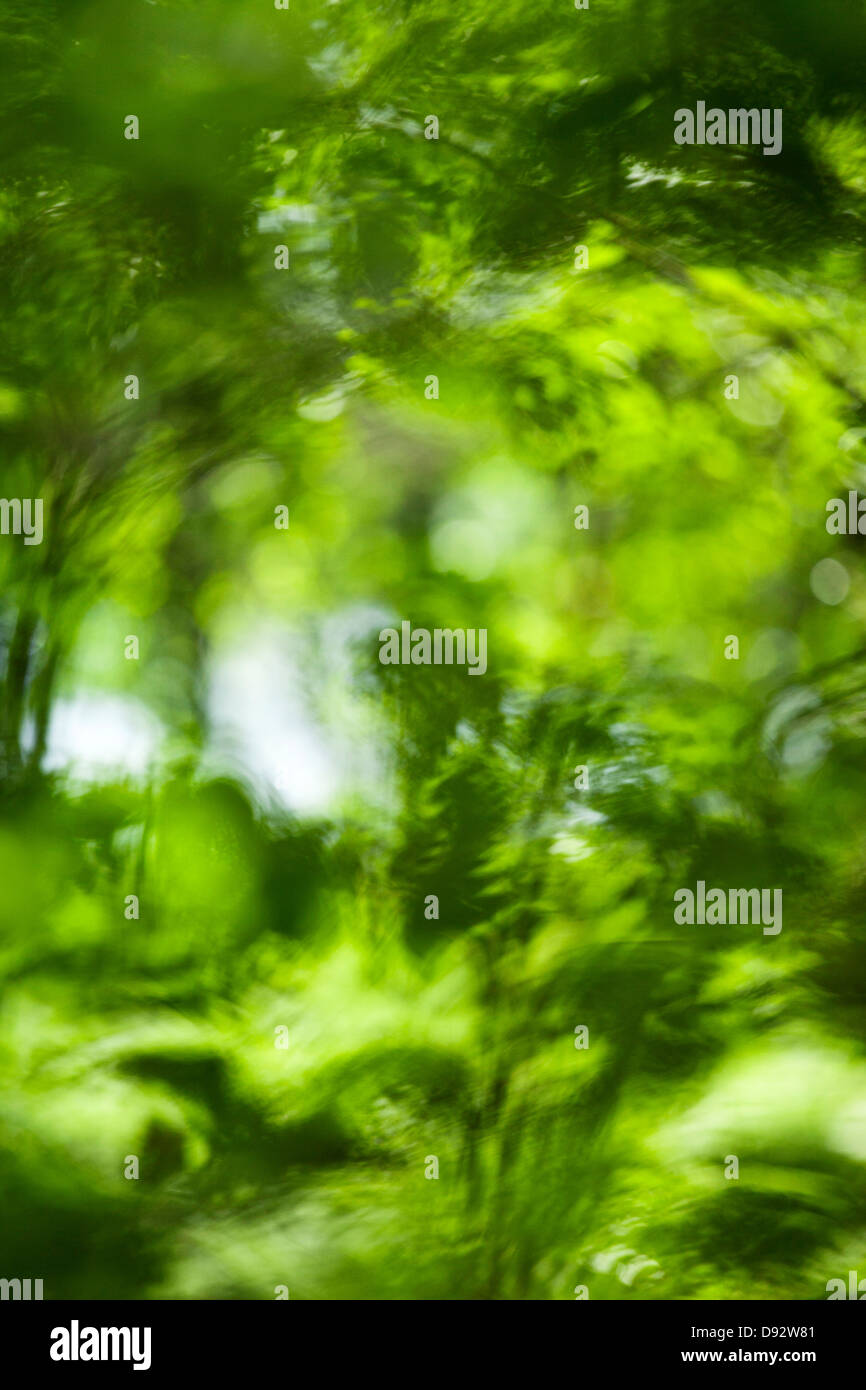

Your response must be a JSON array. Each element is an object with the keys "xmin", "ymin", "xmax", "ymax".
[{"xmin": 1, "ymin": 0, "xmax": 866, "ymax": 1299}]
